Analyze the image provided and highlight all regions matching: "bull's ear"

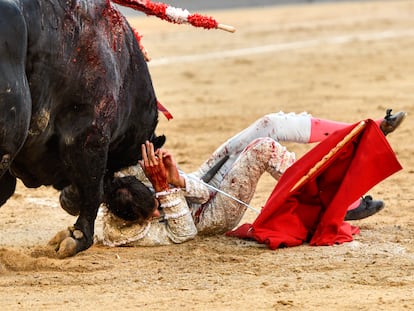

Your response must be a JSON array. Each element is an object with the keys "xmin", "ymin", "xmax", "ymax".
[{"xmin": 151, "ymin": 134, "xmax": 166, "ymax": 150}]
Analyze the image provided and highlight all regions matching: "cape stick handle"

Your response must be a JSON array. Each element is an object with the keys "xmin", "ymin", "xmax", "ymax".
[
  {"xmin": 217, "ymin": 23, "xmax": 236, "ymax": 33},
  {"xmin": 290, "ymin": 120, "xmax": 367, "ymax": 193}
]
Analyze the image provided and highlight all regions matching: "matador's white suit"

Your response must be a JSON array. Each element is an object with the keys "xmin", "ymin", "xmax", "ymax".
[{"xmin": 98, "ymin": 112, "xmax": 313, "ymax": 246}]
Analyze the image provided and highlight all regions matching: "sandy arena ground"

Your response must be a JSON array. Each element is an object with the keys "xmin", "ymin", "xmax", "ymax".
[{"xmin": 1, "ymin": 1, "xmax": 413, "ymax": 310}]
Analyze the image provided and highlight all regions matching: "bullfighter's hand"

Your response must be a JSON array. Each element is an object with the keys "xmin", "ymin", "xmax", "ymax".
[
  {"xmin": 139, "ymin": 141, "xmax": 169, "ymax": 192},
  {"xmin": 156, "ymin": 149, "xmax": 185, "ymax": 188}
]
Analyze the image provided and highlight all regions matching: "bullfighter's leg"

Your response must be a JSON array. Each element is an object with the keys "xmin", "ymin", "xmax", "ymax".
[
  {"xmin": 193, "ymin": 110, "xmax": 406, "ymax": 182},
  {"xmin": 49, "ymin": 124, "xmax": 109, "ymax": 258},
  {"xmin": 0, "ymin": 2, "xmax": 31, "ymax": 180},
  {"xmin": 194, "ymin": 137, "xmax": 295, "ymax": 235}
]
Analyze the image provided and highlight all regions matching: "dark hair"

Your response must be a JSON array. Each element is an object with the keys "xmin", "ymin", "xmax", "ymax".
[{"xmin": 105, "ymin": 176, "xmax": 155, "ymax": 224}]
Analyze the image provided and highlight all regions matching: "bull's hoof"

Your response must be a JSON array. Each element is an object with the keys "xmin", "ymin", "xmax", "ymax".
[
  {"xmin": 48, "ymin": 228, "xmax": 72, "ymax": 247},
  {"xmin": 48, "ymin": 226, "xmax": 85, "ymax": 258},
  {"xmin": 55, "ymin": 237, "xmax": 78, "ymax": 259}
]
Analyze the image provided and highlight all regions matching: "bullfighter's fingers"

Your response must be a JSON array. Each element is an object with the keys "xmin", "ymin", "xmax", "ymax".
[
  {"xmin": 160, "ymin": 149, "xmax": 171, "ymax": 158},
  {"xmin": 156, "ymin": 149, "xmax": 169, "ymax": 161},
  {"xmin": 146, "ymin": 141, "xmax": 158, "ymax": 165},
  {"xmin": 155, "ymin": 148, "xmax": 162, "ymax": 157},
  {"xmin": 141, "ymin": 142, "xmax": 149, "ymax": 166}
]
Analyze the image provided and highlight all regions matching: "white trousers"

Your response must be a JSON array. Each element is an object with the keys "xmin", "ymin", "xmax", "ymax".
[{"xmin": 193, "ymin": 112, "xmax": 311, "ymax": 235}]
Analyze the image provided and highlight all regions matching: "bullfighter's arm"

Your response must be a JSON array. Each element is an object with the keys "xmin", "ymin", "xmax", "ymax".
[
  {"xmin": 181, "ymin": 174, "xmax": 210, "ymax": 204},
  {"xmin": 155, "ymin": 188, "xmax": 197, "ymax": 244},
  {"xmin": 100, "ymin": 188, "xmax": 197, "ymax": 246},
  {"xmin": 117, "ymin": 165, "xmax": 211, "ymax": 204}
]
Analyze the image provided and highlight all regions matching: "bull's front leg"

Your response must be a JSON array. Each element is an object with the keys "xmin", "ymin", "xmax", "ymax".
[{"xmin": 49, "ymin": 125, "xmax": 109, "ymax": 258}]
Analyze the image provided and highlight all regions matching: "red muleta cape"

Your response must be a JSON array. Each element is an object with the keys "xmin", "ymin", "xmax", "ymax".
[{"xmin": 227, "ymin": 119, "xmax": 402, "ymax": 249}]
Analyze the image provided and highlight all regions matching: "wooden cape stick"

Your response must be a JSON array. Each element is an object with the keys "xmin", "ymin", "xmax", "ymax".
[
  {"xmin": 290, "ymin": 120, "xmax": 367, "ymax": 193},
  {"xmin": 217, "ymin": 24, "xmax": 236, "ymax": 33},
  {"xmin": 112, "ymin": 0, "xmax": 236, "ymax": 33}
]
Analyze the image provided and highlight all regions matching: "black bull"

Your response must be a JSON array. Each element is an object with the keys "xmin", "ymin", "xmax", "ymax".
[{"xmin": 0, "ymin": 0, "xmax": 164, "ymax": 257}]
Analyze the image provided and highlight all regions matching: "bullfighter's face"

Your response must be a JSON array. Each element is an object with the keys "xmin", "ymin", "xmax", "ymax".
[{"xmin": 150, "ymin": 198, "xmax": 162, "ymax": 219}]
